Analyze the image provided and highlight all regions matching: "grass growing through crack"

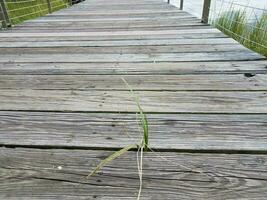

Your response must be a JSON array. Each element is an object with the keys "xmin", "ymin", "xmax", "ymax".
[
  {"xmin": 87, "ymin": 78, "xmax": 149, "ymax": 200},
  {"xmin": 86, "ymin": 79, "xmax": 246, "ymax": 199}
]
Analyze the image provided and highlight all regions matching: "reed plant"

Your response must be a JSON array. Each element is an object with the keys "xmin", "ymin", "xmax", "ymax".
[
  {"xmin": 248, "ymin": 13, "xmax": 267, "ymax": 56},
  {"xmin": 213, "ymin": 9, "xmax": 267, "ymax": 56}
]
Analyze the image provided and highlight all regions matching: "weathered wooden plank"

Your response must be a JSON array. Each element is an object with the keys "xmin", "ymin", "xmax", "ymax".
[
  {"xmin": 0, "ymin": 38, "xmax": 237, "ymax": 48},
  {"xmin": 28, "ymin": 15, "xmax": 196, "ymax": 23},
  {"xmin": 0, "ymin": 61, "xmax": 266, "ymax": 75},
  {"xmin": 0, "ymin": 29, "xmax": 221, "ymax": 38},
  {"xmin": 52, "ymin": 8, "xmax": 179, "ymax": 14},
  {"xmin": 4, "ymin": 25, "xmax": 211, "ymax": 33},
  {"xmin": 0, "ymin": 74, "xmax": 266, "ymax": 91},
  {"xmin": 13, "ymin": 21, "xmax": 203, "ymax": 31},
  {"xmin": 64, "ymin": 5, "xmax": 177, "ymax": 11},
  {"xmin": 60, "ymin": 5, "xmax": 178, "ymax": 11},
  {"xmin": 0, "ymin": 52, "xmax": 263, "ymax": 63},
  {"xmin": 37, "ymin": 11, "xmax": 190, "ymax": 19},
  {"xmin": 41, "ymin": 11, "xmax": 192, "ymax": 20},
  {"xmin": 64, "ymin": 4, "xmax": 173, "ymax": 10},
  {"xmin": 22, "ymin": 14, "xmax": 195, "ymax": 23},
  {"xmin": 0, "ymin": 90, "xmax": 266, "ymax": 113},
  {"xmin": 0, "ymin": 45, "xmax": 246, "ymax": 54},
  {"xmin": 0, "ymin": 147, "xmax": 266, "ymax": 200},
  {"xmin": 11, "ymin": 24, "xmax": 206, "ymax": 32},
  {"xmin": 0, "ymin": 112, "xmax": 266, "ymax": 151},
  {"xmin": 0, "ymin": 33, "xmax": 227, "ymax": 42},
  {"xmin": 17, "ymin": 18, "xmax": 201, "ymax": 27}
]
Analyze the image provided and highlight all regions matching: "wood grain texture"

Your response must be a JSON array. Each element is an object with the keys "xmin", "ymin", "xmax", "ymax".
[
  {"xmin": 1, "ymin": 0, "xmax": 267, "ymax": 198},
  {"xmin": 0, "ymin": 33, "xmax": 227, "ymax": 42},
  {"xmin": 0, "ymin": 52, "xmax": 263, "ymax": 63},
  {"xmin": 16, "ymin": 18, "xmax": 202, "ymax": 28},
  {"xmin": 0, "ymin": 44, "xmax": 246, "ymax": 54},
  {"xmin": 26, "ymin": 15, "xmax": 197, "ymax": 23},
  {"xmin": 0, "ymin": 74, "xmax": 267, "ymax": 91},
  {"xmin": 0, "ymin": 112, "xmax": 266, "ymax": 151},
  {"xmin": 0, "ymin": 90, "xmax": 266, "ymax": 113},
  {"xmin": 0, "ymin": 29, "xmax": 222, "ymax": 38},
  {"xmin": 0, "ymin": 26, "xmax": 212, "ymax": 33},
  {"xmin": 0, "ymin": 147, "xmax": 267, "ymax": 200},
  {"xmin": 11, "ymin": 22, "xmax": 204, "ymax": 31},
  {"xmin": 1, "ymin": 61, "xmax": 266, "ymax": 75},
  {"xmin": 0, "ymin": 38, "xmax": 238, "ymax": 48}
]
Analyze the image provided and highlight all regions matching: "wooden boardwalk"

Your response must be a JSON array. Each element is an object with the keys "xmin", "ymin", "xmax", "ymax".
[{"xmin": 0, "ymin": 0, "xmax": 267, "ymax": 199}]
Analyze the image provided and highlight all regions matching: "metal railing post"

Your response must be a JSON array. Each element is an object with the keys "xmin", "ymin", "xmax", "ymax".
[
  {"xmin": 0, "ymin": 0, "xmax": 10, "ymax": 28},
  {"xmin": 202, "ymin": 0, "xmax": 211, "ymax": 23},
  {"xmin": 69, "ymin": 0, "xmax": 72, "ymax": 6},
  {"xmin": 46, "ymin": 0, "xmax": 52, "ymax": 13},
  {"xmin": 180, "ymin": 0, "xmax": 184, "ymax": 10}
]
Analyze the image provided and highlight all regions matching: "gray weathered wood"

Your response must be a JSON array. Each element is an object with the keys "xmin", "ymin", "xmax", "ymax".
[
  {"xmin": 0, "ymin": 52, "xmax": 263, "ymax": 63},
  {"xmin": 26, "ymin": 15, "xmax": 197, "ymax": 23},
  {"xmin": 0, "ymin": 44, "xmax": 248, "ymax": 54},
  {"xmin": 0, "ymin": 90, "xmax": 266, "ymax": 113},
  {"xmin": 1, "ymin": 0, "xmax": 267, "ymax": 198},
  {"xmin": 0, "ymin": 33, "xmax": 227, "ymax": 42},
  {"xmin": 0, "ymin": 29, "xmax": 222, "ymax": 37},
  {"xmin": 0, "ymin": 112, "xmax": 266, "ymax": 151},
  {"xmin": 1, "ymin": 61, "xmax": 266, "ymax": 75},
  {"xmin": 3, "ymin": 24, "xmax": 211, "ymax": 33},
  {"xmin": 0, "ymin": 38, "xmax": 239, "ymax": 48},
  {"xmin": 0, "ymin": 74, "xmax": 267, "ymax": 91},
  {"xmin": 202, "ymin": 0, "xmax": 211, "ymax": 23},
  {"xmin": 0, "ymin": 147, "xmax": 266, "ymax": 200},
  {"xmin": 13, "ymin": 20, "xmax": 202, "ymax": 30}
]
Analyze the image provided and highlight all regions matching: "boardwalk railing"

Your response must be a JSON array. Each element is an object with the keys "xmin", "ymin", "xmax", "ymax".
[
  {"xmin": 210, "ymin": 0, "xmax": 266, "ymax": 56},
  {"xmin": 167, "ymin": 0, "xmax": 211, "ymax": 23},
  {"xmin": 0, "ymin": 0, "xmax": 218, "ymax": 29},
  {"xmin": 167, "ymin": 0, "xmax": 266, "ymax": 56},
  {"xmin": 0, "ymin": 0, "xmax": 10, "ymax": 28},
  {"xmin": 0, "ymin": 0, "xmax": 85, "ymax": 28}
]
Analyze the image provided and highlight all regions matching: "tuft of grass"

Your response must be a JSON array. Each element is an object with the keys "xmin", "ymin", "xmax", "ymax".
[
  {"xmin": 87, "ymin": 78, "xmax": 149, "ymax": 200},
  {"xmin": 248, "ymin": 13, "xmax": 267, "ymax": 56},
  {"xmin": 216, "ymin": 10, "xmax": 246, "ymax": 41},
  {"xmin": 213, "ymin": 8, "xmax": 267, "ymax": 56},
  {"xmin": 4, "ymin": 0, "xmax": 69, "ymax": 25}
]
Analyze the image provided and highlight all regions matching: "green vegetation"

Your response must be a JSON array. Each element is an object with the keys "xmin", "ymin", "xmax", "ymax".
[
  {"xmin": 5, "ymin": 0, "xmax": 69, "ymax": 25},
  {"xmin": 87, "ymin": 78, "xmax": 149, "ymax": 200},
  {"xmin": 213, "ymin": 9, "xmax": 267, "ymax": 56},
  {"xmin": 248, "ymin": 13, "xmax": 267, "ymax": 56}
]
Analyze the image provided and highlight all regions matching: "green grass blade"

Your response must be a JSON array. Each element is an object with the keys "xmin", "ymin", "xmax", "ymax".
[
  {"xmin": 121, "ymin": 77, "xmax": 149, "ymax": 151},
  {"xmin": 87, "ymin": 144, "xmax": 137, "ymax": 178},
  {"xmin": 139, "ymin": 108, "xmax": 149, "ymax": 151}
]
